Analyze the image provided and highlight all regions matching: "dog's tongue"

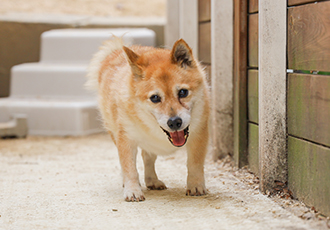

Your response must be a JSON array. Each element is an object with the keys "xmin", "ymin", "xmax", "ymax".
[{"xmin": 170, "ymin": 130, "xmax": 186, "ymax": 147}]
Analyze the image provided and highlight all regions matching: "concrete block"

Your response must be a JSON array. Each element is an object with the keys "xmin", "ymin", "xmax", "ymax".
[
  {"xmin": 0, "ymin": 14, "xmax": 165, "ymax": 97},
  {"xmin": 211, "ymin": 0, "xmax": 234, "ymax": 160},
  {"xmin": 165, "ymin": 0, "xmax": 180, "ymax": 47},
  {"xmin": 0, "ymin": 27, "xmax": 157, "ymax": 136},
  {"xmin": 40, "ymin": 28, "xmax": 155, "ymax": 63},
  {"xmin": 259, "ymin": 0, "xmax": 287, "ymax": 193},
  {"xmin": 0, "ymin": 98, "xmax": 101, "ymax": 136},
  {"xmin": 0, "ymin": 20, "xmax": 71, "ymax": 97},
  {"xmin": 10, "ymin": 63, "xmax": 89, "ymax": 98},
  {"xmin": 0, "ymin": 114, "xmax": 28, "ymax": 138}
]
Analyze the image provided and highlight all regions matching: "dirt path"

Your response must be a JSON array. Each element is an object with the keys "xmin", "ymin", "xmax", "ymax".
[
  {"xmin": 0, "ymin": 0, "xmax": 165, "ymax": 18},
  {"xmin": 0, "ymin": 134, "xmax": 328, "ymax": 229}
]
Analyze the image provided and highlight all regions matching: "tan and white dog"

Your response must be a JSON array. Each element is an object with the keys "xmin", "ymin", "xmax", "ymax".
[{"xmin": 86, "ymin": 38, "xmax": 210, "ymax": 201}]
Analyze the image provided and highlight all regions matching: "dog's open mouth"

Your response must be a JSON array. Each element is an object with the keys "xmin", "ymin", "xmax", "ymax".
[{"xmin": 161, "ymin": 126, "xmax": 189, "ymax": 147}]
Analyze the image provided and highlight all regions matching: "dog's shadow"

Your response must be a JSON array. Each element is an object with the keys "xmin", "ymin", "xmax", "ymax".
[{"xmin": 143, "ymin": 187, "xmax": 217, "ymax": 203}]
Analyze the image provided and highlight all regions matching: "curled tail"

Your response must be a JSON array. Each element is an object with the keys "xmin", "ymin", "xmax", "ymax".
[{"xmin": 85, "ymin": 36, "xmax": 124, "ymax": 91}]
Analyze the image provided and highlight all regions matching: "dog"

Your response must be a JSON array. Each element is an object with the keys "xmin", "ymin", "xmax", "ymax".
[{"xmin": 86, "ymin": 37, "xmax": 210, "ymax": 202}]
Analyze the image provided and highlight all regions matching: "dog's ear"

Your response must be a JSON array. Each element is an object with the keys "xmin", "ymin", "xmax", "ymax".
[
  {"xmin": 171, "ymin": 39, "xmax": 196, "ymax": 68},
  {"xmin": 123, "ymin": 46, "xmax": 143, "ymax": 78}
]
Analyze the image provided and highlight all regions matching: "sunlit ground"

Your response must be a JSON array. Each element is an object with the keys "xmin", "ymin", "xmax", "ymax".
[{"xmin": 0, "ymin": 0, "xmax": 166, "ymax": 18}]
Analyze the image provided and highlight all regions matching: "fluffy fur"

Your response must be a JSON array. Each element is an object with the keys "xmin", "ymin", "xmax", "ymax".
[{"xmin": 86, "ymin": 38, "xmax": 210, "ymax": 201}]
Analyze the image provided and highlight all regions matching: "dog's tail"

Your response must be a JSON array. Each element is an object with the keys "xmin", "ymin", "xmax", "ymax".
[{"xmin": 85, "ymin": 36, "xmax": 124, "ymax": 91}]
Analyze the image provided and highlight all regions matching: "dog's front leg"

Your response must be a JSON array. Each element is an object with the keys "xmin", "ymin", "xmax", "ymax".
[
  {"xmin": 117, "ymin": 130, "xmax": 145, "ymax": 202},
  {"xmin": 142, "ymin": 150, "xmax": 167, "ymax": 190},
  {"xmin": 186, "ymin": 127, "xmax": 208, "ymax": 196}
]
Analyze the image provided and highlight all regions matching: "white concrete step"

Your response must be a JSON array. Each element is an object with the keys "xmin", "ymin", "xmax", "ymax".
[
  {"xmin": 1, "ymin": 28, "xmax": 156, "ymax": 136},
  {"xmin": 40, "ymin": 28, "xmax": 156, "ymax": 63},
  {"xmin": 0, "ymin": 98, "xmax": 102, "ymax": 136},
  {"xmin": 10, "ymin": 63, "xmax": 90, "ymax": 98}
]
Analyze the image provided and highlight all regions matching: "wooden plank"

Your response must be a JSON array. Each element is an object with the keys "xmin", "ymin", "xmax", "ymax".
[
  {"xmin": 199, "ymin": 22, "xmax": 211, "ymax": 64},
  {"xmin": 288, "ymin": 136, "xmax": 330, "ymax": 217},
  {"xmin": 248, "ymin": 13, "xmax": 258, "ymax": 67},
  {"xmin": 249, "ymin": 0, "xmax": 258, "ymax": 13},
  {"xmin": 198, "ymin": 0, "xmax": 211, "ymax": 22},
  {"xmin": 287, "ymin": 73, "xmax": 330, "ymax": 147},
  {"xmin": 248, "ymin": 70, "xmax": 258, "ymax": 124},
  {"xmin": 288, "ymin": 0, "xmax": 327, "ymax": 6},
  {"xmin": 288, "ymin": 1, "xmax": 330, "ymax": 71},
  {"xmin": 233, "ymin": 0, "xmax": 248, "ymax": 167},
  {"xmin": 248, "ymin": 123, "xmax": 259, "ymax": 175},
  {"xmin": 259, "ymin": 0, "xmax": 287, "ymax": 193}
]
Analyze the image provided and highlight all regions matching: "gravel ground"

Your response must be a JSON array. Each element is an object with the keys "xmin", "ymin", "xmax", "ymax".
[
  {"xmin": 0, "ymin": 134, "xmax": 329, "ymax": 229},
  {"xmin": 0, "ymin": 0, "xmax": 165, "ymax": 17}
]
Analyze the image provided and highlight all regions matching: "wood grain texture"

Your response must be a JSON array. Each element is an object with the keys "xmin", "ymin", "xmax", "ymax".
[
  {"xmin": 198, "ymin": 22, "xmax": 211, "ymax": 64},
  {"xmin": 287, "ymin": 73, "xmax": 330, "ymax": 147},
  {"xmin": 288, "ymin": 1, "xmax": 330, "ymax": 71},
  {"xmin": 288, "ymin": 136, "xmax": 330, "ymax": 217},
  {"xmin": 248, "ymin": 13, "xmax": 258, "ymax": 67},
  {"xmin": 248, "ymin": 123, "xmax": 259, "ymax": 175},
  {"xmin": 198, "ymin": 0, "xmax": 211, "ymax": 22},
  {"xmin": 288, "ymin": 0, "xmax": 327, "ymax": 6},
  {"xmin": 233, "ymin": 0, "xmax": 248, "ymax": 167},
  {"xmin": 248, "ymin": 70, "xmax": 258, "ymax": 124},
  {"xmin": 249, "ymin": 0, "xmax": 258, "ymax": 13}
]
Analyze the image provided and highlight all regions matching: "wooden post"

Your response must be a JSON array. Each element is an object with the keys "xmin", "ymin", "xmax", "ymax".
[
  {"xmin": 233, "ymin": 0, "xmax": 248, "ymax": 167},
  {"xmin": 211, "ymin": 0, "xmax": 234, "ymax": 160},
  {"xmin": 258, "ymin": 0, "xmax": 287, "ymax": 193}
]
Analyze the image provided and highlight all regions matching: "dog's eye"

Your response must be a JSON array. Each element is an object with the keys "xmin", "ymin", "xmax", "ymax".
[
  {"xmin": 150, "ymin": 94, "xmax": 161, "ymax": 103},
  {"xmin": 178, "ymin": 89, "xmax": 189, "ymax": 98}
]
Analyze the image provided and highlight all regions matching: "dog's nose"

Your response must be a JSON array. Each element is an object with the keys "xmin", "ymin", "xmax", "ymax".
[{"xmin": 167, "ymin": 117, "xmax": 182, "ymax": 131}]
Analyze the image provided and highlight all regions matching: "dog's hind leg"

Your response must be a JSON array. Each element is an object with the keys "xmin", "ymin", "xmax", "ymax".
[
  {"xmin": 117, "ymin": 130, "xmax": 145, "ymax": 202},
  {"xmin": 142, "ymin": 150, "xmax": 167, "ymax": 190}
]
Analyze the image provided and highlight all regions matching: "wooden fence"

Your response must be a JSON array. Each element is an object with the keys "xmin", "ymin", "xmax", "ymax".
[
  {"xmin": 167, "ymin": 0, "xmax": 329, "ymax": 216},
  {"xmin": 237, "ymin": 0, "xmax": 330, "ymax": 216},
  {"xmin": 287, "ymin": 0, "xmax": 330, "ymax": 216}
]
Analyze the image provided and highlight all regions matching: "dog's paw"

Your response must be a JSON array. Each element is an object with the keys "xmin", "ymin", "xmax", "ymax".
[
  {"xmin": 145, "ymin": 178, "xmax": 167, "ymax": 190},
  {"xmin": 124, "ymin": 187, "xmax": 145, "ymax": 202},
  {"xmin": 186, "ymin": 183, "xmax": 206, "ymax": 196}
]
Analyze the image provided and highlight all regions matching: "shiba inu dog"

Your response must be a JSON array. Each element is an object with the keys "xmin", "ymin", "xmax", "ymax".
[{"xmin": 86, "ymin": 37, "xmax": 210, "ymax": 202}]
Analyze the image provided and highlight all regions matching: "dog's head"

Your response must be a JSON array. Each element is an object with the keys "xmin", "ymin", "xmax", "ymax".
[{"xmin": 123, "ymin": 39, "xmax": 206, "ymax": 147}]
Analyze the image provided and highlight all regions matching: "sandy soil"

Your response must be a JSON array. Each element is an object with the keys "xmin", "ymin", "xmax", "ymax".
[
  {"xmin": 0, "ymin": 0, "xmax": 166, "ymax": 18},
  {"xmin": 0, "ymin": 134, "xmax": 329, "ymax": 229}
]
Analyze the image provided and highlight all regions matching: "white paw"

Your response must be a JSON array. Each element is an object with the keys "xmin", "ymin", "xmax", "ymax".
[
  {"xmin": 123, "ymin": 185, "xmax": 145, "ymax": 202},
  {"xmin": 186, "ymin": 180, "xmax": 206, "ymax": 196},
  {"xmin": 145, "ymin": 178, "xmax": 167, "ymax": 190}
]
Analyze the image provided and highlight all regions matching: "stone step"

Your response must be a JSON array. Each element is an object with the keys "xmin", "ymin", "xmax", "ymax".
[
  {"xmin": 40, "ymin": 28, "xmax": 155, "ymax": 63},
  {"xmin": 10, "ymin": 63, "xmax": 90, "ymax": 98},
  {"xmin": 0, "ymin": 28, "xmax": 156, "ymax": 136},
  {"xmin": 0, "ymin": 98, "xmax": 102, "ymax": 136}
]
